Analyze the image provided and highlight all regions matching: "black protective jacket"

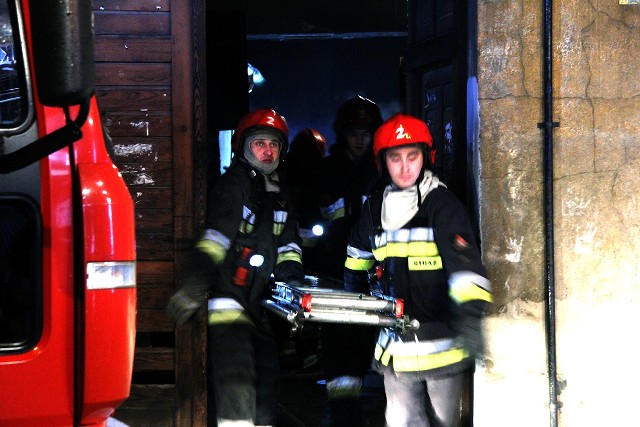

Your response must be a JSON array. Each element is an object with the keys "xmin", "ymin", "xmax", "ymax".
[
  {"xmin": 344, "ymin": 183, "xmax": 492, "ymax": 378},
  {"xmin": 314, "ymin": 145, "xmax": 378, "ymax": 279},
  {"xmin": 194, "ymin": 157, "xmax": 304, "ymax": 319}
]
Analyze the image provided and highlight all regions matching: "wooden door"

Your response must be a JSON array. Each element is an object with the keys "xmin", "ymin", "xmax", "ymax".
[{"xmin": 404, "ymin": 0, "xmax": 473, "ymax": 209}]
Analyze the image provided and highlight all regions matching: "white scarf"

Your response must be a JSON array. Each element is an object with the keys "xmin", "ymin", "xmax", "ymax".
[{"xmin": 381, "ymin": 170, "xmax": 441, "ymax": 231}]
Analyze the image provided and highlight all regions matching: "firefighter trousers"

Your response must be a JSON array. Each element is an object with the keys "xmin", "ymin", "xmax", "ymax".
[
  {"xmin": 208, "ymin": 316, "xmax": 280, "ymax": 426},
  {"xmin": 383, "ymin": 370, "xmax": 464, "ymax": 427}
]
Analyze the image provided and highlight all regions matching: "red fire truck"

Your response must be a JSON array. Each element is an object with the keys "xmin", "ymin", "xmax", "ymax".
[{"xmin": 0, "ymin": 1, "xmax": 136, "ymax": 426}]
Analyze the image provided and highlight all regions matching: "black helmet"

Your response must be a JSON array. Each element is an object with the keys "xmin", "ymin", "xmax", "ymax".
[{"xmin": 333, "ymin": 96, "xmax": 383, "ymax": 136}]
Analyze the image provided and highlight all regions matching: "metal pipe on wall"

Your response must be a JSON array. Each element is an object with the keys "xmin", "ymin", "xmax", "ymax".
[{"xmin": 539, "ymin": 0, "xmax": 559, "ymax": 425}]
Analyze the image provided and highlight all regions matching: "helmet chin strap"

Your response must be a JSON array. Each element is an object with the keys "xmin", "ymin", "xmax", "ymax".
[{"xmin": 416, "ymin": 167, "xmax": 426, "ymax": 207}]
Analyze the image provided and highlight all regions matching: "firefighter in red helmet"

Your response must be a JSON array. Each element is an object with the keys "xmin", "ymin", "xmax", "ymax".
[
  {"xmin": 284, "ymin": 127, "xmax": 327, "ymax": 238},
  {"xmin": 344, "ymin": 113, "xmax": 492, "ymax": 427},
  {"xmin": 166, "ymin": 108, "xmax": 304, "ymax": 426}
]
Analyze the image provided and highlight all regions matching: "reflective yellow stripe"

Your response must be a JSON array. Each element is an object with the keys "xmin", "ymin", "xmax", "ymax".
[
  {"xmin": 408, "ymin": 256, "xmax": 443, "ymax": 270},
  {"xmin": 273, "ymin": 223, "xmax": 284, "ymax": 235},
  {"xmin": 345, "ymin": 256, "xmax": 375, "ymax": 271},
  {"xmin": 277, "ymin": 251, "xmax": 302, "ymax": 264},
  {"xmin": 374, "ymin": 343, "xmax": 392, "ymax": 366},
  {"xmin": 322, "ymin": 206, "xmax": 345, "ymax": 221},
  {"xmin": 373, "ymin": 241, "xmax": 439, "ymax": 260},
  {"xmin": 195, "ymin": 239, "xmax": 227, "ymax": 264},
  {"xmin": 208, "ymin": 309, "xmax": 252, "ymax": 325},
  {"xmin": 240, "ymin": 223, "xmax": 254, "ymax": 234},
  {"xmin": 450, "ymin": 282, "xmax": 493, "ymax": 304},
  {"xmin": 320, "ymin": 198, "xmax": 346, "ymax": 221},
  {"xmin": 392, "ymin": 347, "xmax": 469, "ymax": 372},
  {"xmin": 238, "ymin": 205, "xmax": 256, "ymax": 234}
]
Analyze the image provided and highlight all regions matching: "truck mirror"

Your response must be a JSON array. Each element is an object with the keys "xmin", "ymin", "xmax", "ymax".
[{"xmin": 27, "ymin": 0, "xmax": 95, "ymax": 107}]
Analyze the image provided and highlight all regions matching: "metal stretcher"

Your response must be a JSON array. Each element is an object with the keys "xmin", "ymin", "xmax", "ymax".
[{"xmin": 262, "ymin": 276, "xmax": 420, "ymax": 333}]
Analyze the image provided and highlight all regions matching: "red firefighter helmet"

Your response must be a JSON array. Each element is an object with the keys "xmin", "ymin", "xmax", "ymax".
[
  {"xmin": 333, "ymin": 96, "xmax": 383, "ymax": 136},
  {"xmin": 373, "ymin": 113, "xmax": 435, "ymax": 165},
  {"xmin": 291, "ymin": 128, "xmax": 327, "ymax": 158},
  {"xmin": 232, "ymin": 108, "xmax": 289, "ymax": 153}
]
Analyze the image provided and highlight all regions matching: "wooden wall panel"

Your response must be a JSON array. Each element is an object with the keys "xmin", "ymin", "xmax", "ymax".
[
  {"xmin": 94, "ymin": 37, "xmax": 172, "ymax": 62},
  {"xmin": 137, "ymin": 283, "xmax": 174, "ymax": 310},
  {"xmin": 137, "ymin": 260, "xmax": 174, "ymax": 285},
  {"xmin": 134, "ymin": 347, "xmax": 175, "ymax": 372},
  {"xmin": 130, "ymin": 188, "xmax": 173, "ymax": 210},
  {"xmin": 133, "ymin": 208, "xmax": 173, "ymax": 232},
  {"xmin": 120, "ymin": 162, "xmax": 173, "ymax": 188},
  {"xmin": 95, "ymin": 88, "xmax": 171, "ymax": 111},
  {"xmin": 94, "ymin": 12, "xmax": 171, "ymax": 36},
  {"xmin": 103, "ymin": 112, "xmax": 172, "ymax": 137},
  {"xmin": 96, "ymin": 63, "xmax": 171, "ymax": 86},
  {"xmin": 111, "ymin": 137, "xmax": 172, "ymax": 163},
  {"xmin": 171, "ymin": 0, "xmax": 209, "ymax": 425},
  {"xmin": 137, "ymin": 309, "xmax": 174, "ymax": 332},
  {"xmin": 94, "ymin": 2, "xmax": 185, "ymax": 425},
  {"xmin": 93, "ymin": 0, "xmax": 170, "ymax": 12}
]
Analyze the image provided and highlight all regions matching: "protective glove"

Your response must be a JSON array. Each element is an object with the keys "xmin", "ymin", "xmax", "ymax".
[
  {"xmin": 455, "ymin": 300, "xmax": 488, "ymax": 358},
  {"xmin": 456, "ymin": 314, "xmax": 485, "ymax": 358},
  {"xmin": 165, "ymin": 274, "xmax": 209, "ymax": 325}
]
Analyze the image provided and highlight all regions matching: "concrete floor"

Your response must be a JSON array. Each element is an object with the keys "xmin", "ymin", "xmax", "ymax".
[
  {"xmin": 275, "ymin": 322, "xmax": 386, "ymax": 427},
  {"xmin": 279, "ymin": 366, "xmax": 386, "ymax": 427}
]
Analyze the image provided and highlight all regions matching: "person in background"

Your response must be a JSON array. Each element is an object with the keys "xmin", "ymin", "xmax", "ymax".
[
  {"xmin": 284, "ymin": 127, "xmax": 327, "ymax": 271},
  {"xmin": 344, "ymin": 113, "xmax": 492, "ymax": 427},
  {"xmin": 279, "ymin": 127, "xmax": 327, "ymax": 371},
  {"xmin": 315, "ymin": 96, "xmax": 383, "ymax": 426},
  {"xmin": 166, "ymin": 108, "xmax": 305, "ymax": 427},
  {"xmin": 315, "ymin": 96, "xmax": 382, "ymax": 280}
]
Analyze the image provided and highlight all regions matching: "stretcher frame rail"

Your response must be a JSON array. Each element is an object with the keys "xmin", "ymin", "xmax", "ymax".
[{"xmin": 263, "ymin": 281, "xmax": 420, "ymax": 333}]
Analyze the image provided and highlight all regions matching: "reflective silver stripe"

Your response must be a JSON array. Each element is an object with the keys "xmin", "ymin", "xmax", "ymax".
[
  {"xmin": 374, "ymin": 327, "xmax": 466, "ymax": 370},
  {"xmin": 374, "ymin": 227, "xmax": 434, "ymax": 247},
  {"xmin": 449, "ymin": 271, "xmax": 492, "ymax": 304},
  {"xmin": 208, "ymin": 298, "xmax": 243, "ymax": 311},
  {"xmin": 217, "ymin": 419, "xmax": 254, "ymax": 427},
  {"xmin": 449, "ymin": 271, "xmax": 491, "ymax": 293},
  {"xmin": 273, "ymin": 210, "xmax": 288, "ymax": 225},
  {"xmin": 273, "ymin": 210, "xmax": 288, "ymax": 235},
  {"xmin": 278, "ymin": 242, "xmax": 302, "ymax": 256},
  {"xmin": 242, "ymin": 205, "xmax": 256, "ymax": 225},
  {"xmin": 273, "ymin": 211, "xmax": 287, "ymax": 236},
  {"xmin": 346, "ymin": 244, "xmax": 374, "ymax": 260},
  {"xmin": 320, "ymin": 197, "xmax": 345, "ymax": 219},
  {"xmin": 201, "ymin": 228, "xmax": 231, "ymax": 250},
  {"xmin": 387, "ymin": 338, "xmax": 458, "ymax": 356}
]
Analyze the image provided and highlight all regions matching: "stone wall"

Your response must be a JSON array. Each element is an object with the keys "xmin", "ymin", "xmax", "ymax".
[{"xmin": 476, "ymin": 1, "xmax": 640, "ymax": 426}]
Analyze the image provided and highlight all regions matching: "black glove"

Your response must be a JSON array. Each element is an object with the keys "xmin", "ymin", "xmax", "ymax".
[
  {"xmin": 456, "ymin": 314, "xmax": 484, "ymax": 358},
  {"xmin": 165, "ymin": 274, "xmax": 209, "ymax": 325},
  {"xmin": 456, "ymin": 300, "xmax": 487, "ymax": 358},
  {"xmin": 274, "ymin": 259, "xmax": 304, "ymax": 285}
]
